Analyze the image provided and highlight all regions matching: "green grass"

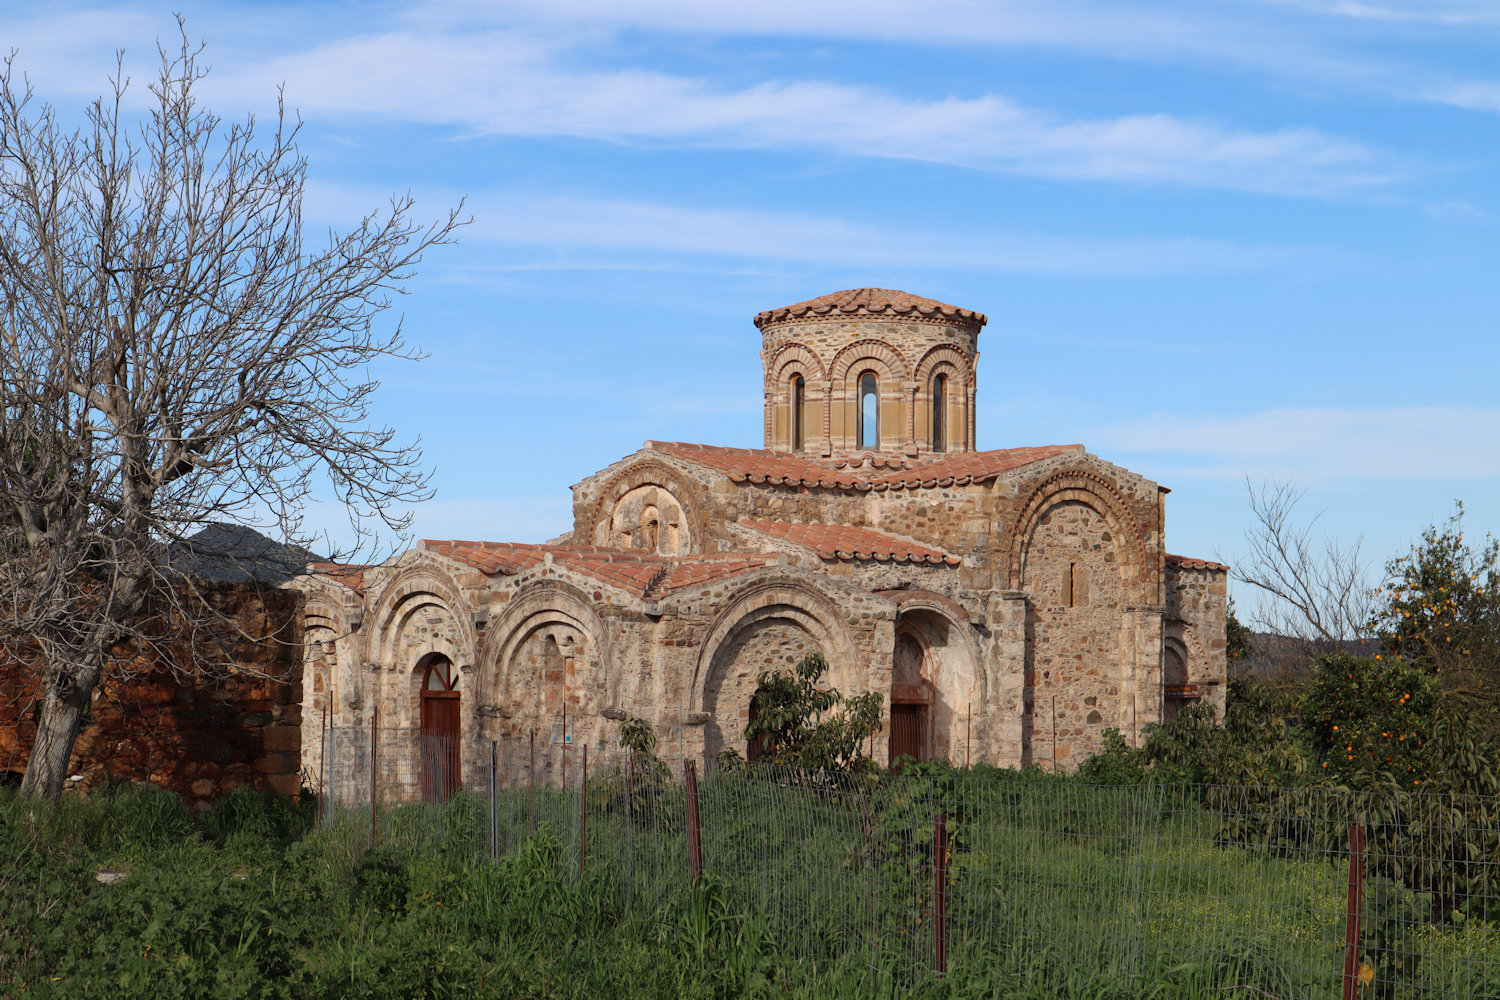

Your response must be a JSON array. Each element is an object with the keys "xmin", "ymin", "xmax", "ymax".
[{"xmin": 4, "ymin": 774, "xmax": 1500, "ymax": 999}]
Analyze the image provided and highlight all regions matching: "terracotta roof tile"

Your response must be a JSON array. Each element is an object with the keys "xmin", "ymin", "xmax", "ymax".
[
  {"xmin": 1166, "ymin": 553, "xmax": 1230, "ymax": 572},
  {"xmin": 755, "ymin": 288, "xmax": 986, "ymax": 328},
  {"xmin": 647, "ymin": 441, "xmax": 1078, "ymax": 491},
  {"xmin": 305, "ymin": 561, "xmax": 368, "ymax": 593},
  {"xmin": 419, "ymin": 540, "xmax": 773, "ymax": 599},
  {"xmin": 868, "ymin": 445, "xmax": 1080, "ymax": 488},
  {"xmin": 741, "ymin": 519, "xmax": 960, "ymax": 566}
]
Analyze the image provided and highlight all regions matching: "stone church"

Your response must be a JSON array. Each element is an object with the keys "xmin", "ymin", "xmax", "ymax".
[{"xmin": 295, "ymin": 288, "xmax": 1227, "ymax": 788}]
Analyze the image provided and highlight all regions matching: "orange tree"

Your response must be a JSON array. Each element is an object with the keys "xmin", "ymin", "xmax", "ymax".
[
  {"xmin": 1371, "ymin": 504, "xmax": 1500, "ymax": 733},
  {"xmin": 1303, "ymin": 653, "xmax": 1437, "ymax": 786}
]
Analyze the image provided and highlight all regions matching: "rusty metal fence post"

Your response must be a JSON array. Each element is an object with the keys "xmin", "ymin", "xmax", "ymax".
[
  {"xmin": 490, "ymin": 740, "xmax": 498, "ymax": 860},
  {"xmin": 529, "ymin": 729, "xmax": 536, "ymax": 837},
  {"xmin": 934, "ymin": 812, "xmax": 948, "ymax": 976},
  {"xmin": 1342, "ymin": 823, "xmax": 1367, "ymax": 1000},
  {"xmin": 316, "ymin": 706, "xmax": 327, "ymax": 833},
  {"xmin": 580, "ymin": 744, "xmax": 588, "ymax": 876},
  {"xmin": 369, "ymin": 706, "xmax": 379, "ymax": 849},
  {"xmin": 685, "ymin": 760, "xmax": 702, "ymax": 886}
]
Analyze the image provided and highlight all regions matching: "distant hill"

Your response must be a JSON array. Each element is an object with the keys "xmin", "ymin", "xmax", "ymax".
[{"xmin": 1230, "ymin": 631, "xmax": 1379, "ymax": 683}]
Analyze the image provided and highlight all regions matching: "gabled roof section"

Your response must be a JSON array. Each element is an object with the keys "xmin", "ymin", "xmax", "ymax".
[
  {"xmin": 867, "ymin": 445, "xmax": 1081, "ymax": 488},
  {"xmin": 417, "ymin": 540, "xmax": 775, "ymax": 599},
  {"xmin": 754, "ymin": 288, "xmax": 986, "ymax": 328},
  {"xmin": 305, "ymin": 562, "xmax": 369, "ymax": 594},
  {"xmin": 646, "ymin": 440, "xmax": 1079, "ymax": 491},
  {"xmin": 741, "ymin": 519, "xmax": 960, "ymax": 566},
  {"xmin": 1166, "ymin": 553, "xmax": 1230, "ymax": 573}
]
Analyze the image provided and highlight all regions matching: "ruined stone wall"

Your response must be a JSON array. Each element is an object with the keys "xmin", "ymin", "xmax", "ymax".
[
  {"xmin": 0, "ymin": 586, "xmax": 304, "ymax": 809},
  {"xmin": 1165, "ymin": 561, "xmax": 1229, "ymax": 718}
]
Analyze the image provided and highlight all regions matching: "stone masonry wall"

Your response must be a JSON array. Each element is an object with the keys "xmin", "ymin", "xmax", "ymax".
[{"xmin": 0, "ymin": 585, "xmax": 304, "ymax": 809}]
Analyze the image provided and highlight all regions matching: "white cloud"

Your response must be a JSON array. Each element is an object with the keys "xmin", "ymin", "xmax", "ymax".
[
  {"xmin": 1425, "ymin": 80, "xmax": 1500, "ymax": 113},
  {"xmin": 377, "ymin": 189, "xmax": 1335, "ymax": 275},
  {"xmin": 197, "ymin": 31, "xmax": 1394, "ymax": 197},
  {"xmin": 1089, "ymin": 407, "xmax": 1500, "ymax": 482}
]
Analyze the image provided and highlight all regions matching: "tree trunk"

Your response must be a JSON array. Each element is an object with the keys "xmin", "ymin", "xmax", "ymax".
[{"xmin": 19, "ymin": 664, "xmax": 98, "ymax": 802}]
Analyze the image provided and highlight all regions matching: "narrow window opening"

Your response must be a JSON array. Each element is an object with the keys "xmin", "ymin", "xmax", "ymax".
[
  {"xmin": 1063, "ymin": 563, "xmax": 1075, "ymax": 607},
  {"xmin": 791, "ymin": 375, "xmax": 805, "ymax": 451},
  {"xmin": 931, "ymin": 373, "xmax": 947, "ymax": 453},
  {"xmin": 858, "ymin": 372, "xmax": 879, "ymax": 450}
]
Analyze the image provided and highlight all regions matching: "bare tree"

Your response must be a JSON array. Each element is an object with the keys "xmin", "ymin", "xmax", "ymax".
[
  {"xmin": 0, "ymin": 30, "xmax": 465, "ymax": 800},
  {"xmin": 1236, "ymin": 478, "xmax": 1374, "ymax": 652}
]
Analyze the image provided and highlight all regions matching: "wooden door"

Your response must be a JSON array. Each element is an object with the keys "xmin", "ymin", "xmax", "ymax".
[
  {"xmin": 889, "ymin": 703, "xmax": 927, "ymax": 770},
  {"xmin": 420, "ymin": 659, "xmax": 461, "ymax": 802}
]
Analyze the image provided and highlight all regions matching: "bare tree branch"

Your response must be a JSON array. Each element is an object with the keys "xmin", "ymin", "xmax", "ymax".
[
  {"xmin": 1236, "ymin": 478, "xmax": 1374, "ymax": 651},
  {"xmin": 0, "ymin": 22, "xmax": 467, "ymax": 800}
]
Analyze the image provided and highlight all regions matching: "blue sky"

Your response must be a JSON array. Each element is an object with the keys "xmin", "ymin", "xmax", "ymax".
[{"xmin": 8, "ymin": 0, "xmax": 1500, "ymax": 603}]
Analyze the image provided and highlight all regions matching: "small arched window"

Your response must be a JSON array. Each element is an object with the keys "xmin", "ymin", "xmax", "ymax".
[
  {"xmin": 791, "ymin": 375, "xmax": 805, "ymax": 451},
  {"xmin": 858, "ymin": 372, "xmax": 879, "ymax": 450},
  {"xmin": 931, "ymin": 373, "xmax": 947, "ymax": 453}
]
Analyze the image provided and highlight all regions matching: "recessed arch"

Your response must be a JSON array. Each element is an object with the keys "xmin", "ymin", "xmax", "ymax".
[
  {"xmin": 1007, "ymin": 471, "xmax": 1151, "ymax": 601},
  {"xmin": 588, "ymin": 460, "xmax": 706, "ymax": 555},
  {"xmin": 692, "ymin": 576, "xmax": 863, "ymax": 716}
]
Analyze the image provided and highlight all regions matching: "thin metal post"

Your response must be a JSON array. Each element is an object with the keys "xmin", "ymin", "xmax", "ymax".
[
  {"xmin": 965, "ymin": 702, "xmax": 971, "ymax": 768},
  {"xmin": 490, "ymin": 740, "xmax": 498, "ymax": 860},
  {"xmin": 579, "ymin": 744, "xmax": 588, "ymax": 876},
  {"xmin": 561, "ymin": 702, "xmax": 567, "ymax": 787},
  {"xmin": 369, "ymin": 706, "xmax": 379, "ymax": 849},
  {"xmin": 1051, "ymin": 696, "xmax": 1058, "ymax": 773},
  {"xmin": 934, "ymin": 812, "xmax": 948, "ymax": 975},
  {"xmin": 1342, "ymin": 824, "xmax": 1367, "ymax": 1000},
  {"xmin": 529, "ymin": 729, "xmax": 536, "ymax": 836},
  {"xmin": 685, "ymin": 759, "xmax": 702, "ymax": 886},
  {"xmin": 316, "ymin": 706, "xmax": 327, "ymax": 833}
]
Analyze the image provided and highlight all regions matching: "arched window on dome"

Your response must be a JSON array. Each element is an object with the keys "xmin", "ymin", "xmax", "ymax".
[
  {"xmin": 791, "ymin": 375, "xmax": 805, "ymax": 451},
  {"xmin": 931, "ymin": 373, "xmax": 947, "ymax": 453},
  {"xmin": 858, "ymin": 371, "xmax": 879, "ymax": 450}
]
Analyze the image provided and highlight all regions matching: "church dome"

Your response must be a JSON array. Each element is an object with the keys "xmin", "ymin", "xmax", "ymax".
[{"xmin": 754, "ymin": 288, "xmax": 987, "ymax": 329}]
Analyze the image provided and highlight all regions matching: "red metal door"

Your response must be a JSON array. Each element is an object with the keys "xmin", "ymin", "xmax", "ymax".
[
  {"xmin": 889, "ymin": 703, "xmax": 927, "ymax": 769},
  {"xmin": 420, "ymin": 690, "xmax": 461, "ymax": 802}
]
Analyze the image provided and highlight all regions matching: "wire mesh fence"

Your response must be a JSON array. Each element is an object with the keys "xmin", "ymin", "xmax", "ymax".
[{"xmin": 318, "ymin": 726, "xmax": 1500, "ymax": 997}]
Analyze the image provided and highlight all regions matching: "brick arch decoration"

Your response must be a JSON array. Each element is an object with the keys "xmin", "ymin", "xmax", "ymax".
[
  {"xmin": 1006, "ymin": 471, "xmax": 1155, "ymax": 603},
  {"xmin": 827, "ymin": 338, "xmax": 910, "ymax": 384},
  {"xmin": 913, "ymin": 344, "xmax": 973, "ymax": 451},
  {"xmin": 480, "ymin": 579, "xmax": 613, "ymax": 709},
  {"xmin": 913, "ymin": 344, "xmax": 973, "ymax": 387},
  {"xmin": 764, "ymin": 342, "xmax": 829, "ymax": 450},
  {"xmin": 587, "ymin": 459, "xmax": 708, "ymax": 555},
  {"xmin": 765, "ymin": 341, "xmax": 828, "ymax": 385},
  {"xmin": 690, "ymin": 575, "xmax": 863, "ymax": 714}
]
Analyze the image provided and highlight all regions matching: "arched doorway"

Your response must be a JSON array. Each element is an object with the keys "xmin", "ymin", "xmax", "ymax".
[
  {"xmin": 890, "ymin": 633, "xmax": 932, "ymax": 768},
  {"xmin": 419, "ymin": 656, "xmax": 461, "ymax": 801}
]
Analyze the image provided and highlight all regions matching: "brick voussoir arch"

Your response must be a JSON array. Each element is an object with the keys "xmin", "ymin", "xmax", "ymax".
[
  {"xmin": 765, "ymin": 341, "xmax": 828, "ymax": 385},
  {"xmin": 1006, "ymin": 470, "xmax": 1153, "ymax": 600},
  {"xmin": 481, "ymin": 579, "xmax": 612, "ymax": 708},
  {"xmin": 690, "ymin": 574, "xmax": 863, "ymax": 714},
  {"xmin": 827, "ymin": 338, "xmax": 910, "ymax": 384},
  {"xmin": 587, "ymin": 458, "xmax": 708, "ymax": 553},
  {"xmin": 913, "ymin": 343, "xmax": 973, "ymax": 387}
]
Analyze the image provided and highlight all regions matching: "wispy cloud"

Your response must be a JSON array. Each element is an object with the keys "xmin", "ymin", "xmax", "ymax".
[
  {"xmin": 1089, "ymin": 407, "xmax": 1500, "ymax": 482},
  {"xmin": 414, "ymin": 191, "xmax": 1344, "ymax": 275},
  {"xmin": 203, "ymin": 31, "xmax": 1396, "ymax": 197}
]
